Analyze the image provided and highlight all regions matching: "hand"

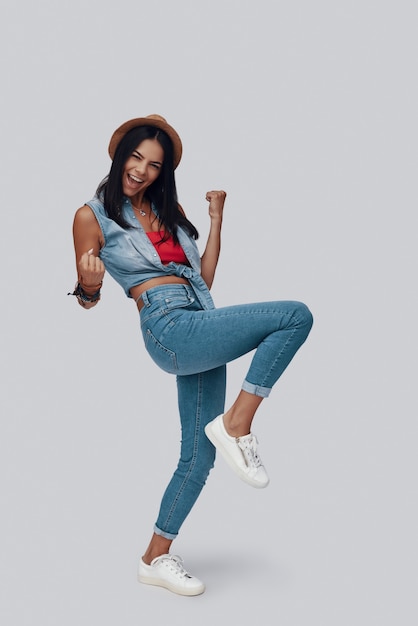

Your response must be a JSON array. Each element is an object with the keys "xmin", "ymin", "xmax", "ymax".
[
  {"xmin": 78, "ymin": 248, "xmax": 105, "ymax": 289},
  {"xmin": 205, "ymin": 190, "xmax": 226, "ymax": 221}
]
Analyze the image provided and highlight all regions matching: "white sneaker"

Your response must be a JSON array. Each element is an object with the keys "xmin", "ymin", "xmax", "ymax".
[
  {"xmin": 138, "ymin": 554, "xmax": 205, "ymax": 596},
  {"xmin": 205, "ymin": 415, "xmax": 269, "ymax": 488}
]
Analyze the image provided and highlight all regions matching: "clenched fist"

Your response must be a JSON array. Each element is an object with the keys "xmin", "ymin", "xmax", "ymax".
[
  {"xmin": 78, "ymin": 248, "xmax": 105, "ymax": 289},
  {"xmin": 205, "ymin": 190, "xmax": 226, "ymax": 221}
]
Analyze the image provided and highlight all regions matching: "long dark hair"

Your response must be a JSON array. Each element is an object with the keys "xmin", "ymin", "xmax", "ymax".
[{"xmin": 97, "ymin": 126, "xmax": 199, "ymax": 243}]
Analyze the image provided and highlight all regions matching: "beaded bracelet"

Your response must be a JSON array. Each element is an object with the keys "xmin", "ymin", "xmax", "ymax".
[{"xmin": 68, "ymin": 282, "xmax": 102, "ymax": 306}]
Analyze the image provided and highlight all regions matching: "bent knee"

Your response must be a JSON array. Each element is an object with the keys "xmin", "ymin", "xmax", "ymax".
[{"xmin": 294, "ymin": 302, "xmax": 314, "ymax": 333}]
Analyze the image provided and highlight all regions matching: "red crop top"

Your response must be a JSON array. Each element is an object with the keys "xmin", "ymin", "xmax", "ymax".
[{"xmin": 146, "ymin": 231, "xmax": 189, "ymax": 265}]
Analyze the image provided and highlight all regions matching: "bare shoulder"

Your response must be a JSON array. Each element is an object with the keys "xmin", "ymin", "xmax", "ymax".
[
  {"xmin": 74, "ymin": 204, "xmax": 97, "ymax": 225},
  {"xmin": 73, "ymin": 204, "xmax": 103, "ymax": 248}
]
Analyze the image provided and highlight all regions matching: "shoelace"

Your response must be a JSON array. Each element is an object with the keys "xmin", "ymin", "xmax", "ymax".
[
  {"xmin": 237, "ymin": 435, "xmax": 262, "ymax": 468},
  {"xmin": 159, "ymin": 555, "xmax": 192, "ymax": 579}
]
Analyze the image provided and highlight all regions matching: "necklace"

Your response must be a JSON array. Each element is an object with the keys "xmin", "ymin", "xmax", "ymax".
[{"xmin": 132, "ymin": 200, "xmax": 148, "ymax": 217}]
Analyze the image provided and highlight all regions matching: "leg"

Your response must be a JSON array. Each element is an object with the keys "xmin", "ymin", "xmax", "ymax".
[
  {"xmin": 146, "ymin": 365, "xmax": 226, "ymax": 550},
  {"xmin": 221, "ymin": 301, "xmax": 313, "ymax": 436},
  {"xmin": 141, "ymin": 291, "xmax": 313, "ymax": 486},
  {"xmin": 204, "ymin": 303, "xmax": 313, "ymax": 486},
  {"xmin": 172, "ymin": 300, "xmax": 312, "ymax": 438},
  {"xmin": 142, "ymin": 533, "xmax": 172, "ymax": 565},
  {"xmin": 144, "ymin": 298, "xmax": 313, "ymax": 385},
  {"xmin": 138, "ymin": 366, "xmax": 225, "ymax": 595},
  {"xmin": 223, "ymin": 389, "xmax": 263, "ymax": 437},
  {"xmin": 141, "ymin": 286, "xmax": 313, "ymax": 388}
]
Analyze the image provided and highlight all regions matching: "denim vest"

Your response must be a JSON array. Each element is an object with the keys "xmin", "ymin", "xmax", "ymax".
[{"xmin": 86, "ymin": 196, "xmax": 215, "ymax": 310}]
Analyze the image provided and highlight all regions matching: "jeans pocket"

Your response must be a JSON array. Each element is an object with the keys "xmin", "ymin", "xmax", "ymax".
[{"xmin": 143, "ymin": 328, "xmax": 178, "ymax": 373}]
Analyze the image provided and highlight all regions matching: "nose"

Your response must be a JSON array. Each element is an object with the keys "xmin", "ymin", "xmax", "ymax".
[{"xmin": 134, "ymin": 160, "xmax": 147, "ymax": 176}]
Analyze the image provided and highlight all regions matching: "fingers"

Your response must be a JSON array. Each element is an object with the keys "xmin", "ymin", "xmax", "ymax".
[
  {"xmin": 205, "ymin": 190, "xmax": 227, "ymax": 202},
  {"xmin": 87, "ymin": 253, "xmax": 104, "ymax": 271},
  {"xmin": 78, "ymin": 249, "xmax": 105, "ymax": 285},
  {"xmin": 206, "ymin": 190, "xmax": 226, "ymax": 220},
  {"xmin": 80, "ymin": 249, "xmax": 103, "ymax": 268}
]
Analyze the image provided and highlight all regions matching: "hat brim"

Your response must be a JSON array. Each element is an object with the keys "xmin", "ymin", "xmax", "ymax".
[{"xmin": 108, "ymin": 115, "xmax": 182, "ymax": 169}]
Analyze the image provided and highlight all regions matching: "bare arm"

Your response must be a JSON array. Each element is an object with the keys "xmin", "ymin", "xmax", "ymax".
[
  {"xmin": 71, "ymin": 205, "xmax": 106, "ymax": 309},
  {"xmin": 200, "ymin": 190, "xmax": 226, "ymax": 289}
]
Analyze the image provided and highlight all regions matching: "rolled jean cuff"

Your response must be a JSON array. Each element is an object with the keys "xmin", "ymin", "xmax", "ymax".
[
  {"xmin": 242, "ymin": 380, "xmax": 271, "ymax": 398},
  {"xmin": 154, "ymin": 524, "xmax": 178, "ymax": 540}
]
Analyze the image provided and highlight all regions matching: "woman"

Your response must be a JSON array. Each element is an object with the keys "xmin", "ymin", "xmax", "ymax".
[{"xmin": 70, "ymin": 114, "xmax": 313, "ymax": 596}]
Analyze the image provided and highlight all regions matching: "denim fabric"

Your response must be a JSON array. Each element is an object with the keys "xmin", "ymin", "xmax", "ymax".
[
  {"xmin": 86, "ymin": 195, "xmax": 313, "ymax": 538},
  {"xmin": 139, "ymin": 284, "xmax": 313, "ymax": 538},
  {"xmin": 86, "ymin": 196, "xmax": 214, "ymax": 309},
  {"xmin": 155, "ymin": 366, "xmax": 226, "ymax": 539}
]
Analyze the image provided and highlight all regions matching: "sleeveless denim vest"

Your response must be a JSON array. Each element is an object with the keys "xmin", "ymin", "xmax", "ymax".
[{"xmin": 86, "ymin": 195, "xmax": 215, "ymax": 310}]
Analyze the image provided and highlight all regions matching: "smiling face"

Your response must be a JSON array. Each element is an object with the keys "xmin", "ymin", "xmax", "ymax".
[{"xmin": 122, "ymin": 138, "xmax": 164, "ymax": 200}]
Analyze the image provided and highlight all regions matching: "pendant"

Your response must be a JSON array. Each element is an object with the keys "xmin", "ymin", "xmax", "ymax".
[{"xmin": 139, "ymin": 209, "xmax": 146, "ymax": 216}]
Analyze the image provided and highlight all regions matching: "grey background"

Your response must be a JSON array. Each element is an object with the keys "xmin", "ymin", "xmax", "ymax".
[{"xmin": 1, "ymin": 1, "xmax": 416, "ymax": 624}]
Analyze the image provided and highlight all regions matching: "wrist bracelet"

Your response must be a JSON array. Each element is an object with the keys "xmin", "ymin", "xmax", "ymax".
[{"xmin": 68, "ymin": 282, "xmax": 101, "ymax": 304}]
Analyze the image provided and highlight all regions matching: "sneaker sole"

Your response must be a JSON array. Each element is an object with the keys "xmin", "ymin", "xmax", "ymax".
[
  {"xmin": 137, "ymin": 573, "xmax": 205, "ymax": 596},
  {"xmin": 205, "ymin": 421, "xmax": 269, "ymax": 488}
]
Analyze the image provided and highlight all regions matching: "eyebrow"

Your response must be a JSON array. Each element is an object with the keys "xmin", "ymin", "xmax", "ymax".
[{"xmin": 133, "ymin": 149, "xmax": 162, "ymax": 165}]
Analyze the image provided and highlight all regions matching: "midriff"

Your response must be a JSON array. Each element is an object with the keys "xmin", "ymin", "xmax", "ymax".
[{"xmin": 130, "ymin": 276, "xmax": 190, "ymax": 311}]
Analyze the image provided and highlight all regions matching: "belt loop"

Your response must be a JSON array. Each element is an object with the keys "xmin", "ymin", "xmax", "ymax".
[{"xmin": 140, "ymin": 290, "xmax": 150, "ymax": 307}]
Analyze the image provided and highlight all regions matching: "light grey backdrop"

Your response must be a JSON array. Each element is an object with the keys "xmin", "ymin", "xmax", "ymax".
[{"xmin": 1, "ymin": 1, "xmax": 416, "ymax": 624}]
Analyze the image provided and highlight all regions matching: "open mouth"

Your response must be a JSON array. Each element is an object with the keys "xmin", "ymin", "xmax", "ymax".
[{"xmin": 127, "ymin": 173, "xmax": 143, "ymax": 185}]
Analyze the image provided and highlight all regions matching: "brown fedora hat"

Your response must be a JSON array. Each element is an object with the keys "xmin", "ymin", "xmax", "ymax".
[{"xmin": 108, "ymin": 114, "xmax": 183, "ymax": 168}]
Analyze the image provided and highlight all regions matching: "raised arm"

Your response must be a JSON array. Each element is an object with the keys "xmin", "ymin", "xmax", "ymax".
[
  {"xmin": 200, "ymin": 190, "xmax": 226, "ymax": 289},
  {"xmin": 71, "ymin": 205, "xmax": 106, "ymax": 309}
]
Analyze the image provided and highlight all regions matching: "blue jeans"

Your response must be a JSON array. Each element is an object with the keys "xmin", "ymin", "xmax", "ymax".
[{"xmin": 139, "ymin": 284, "xmax": 313, "ymax": 539}]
